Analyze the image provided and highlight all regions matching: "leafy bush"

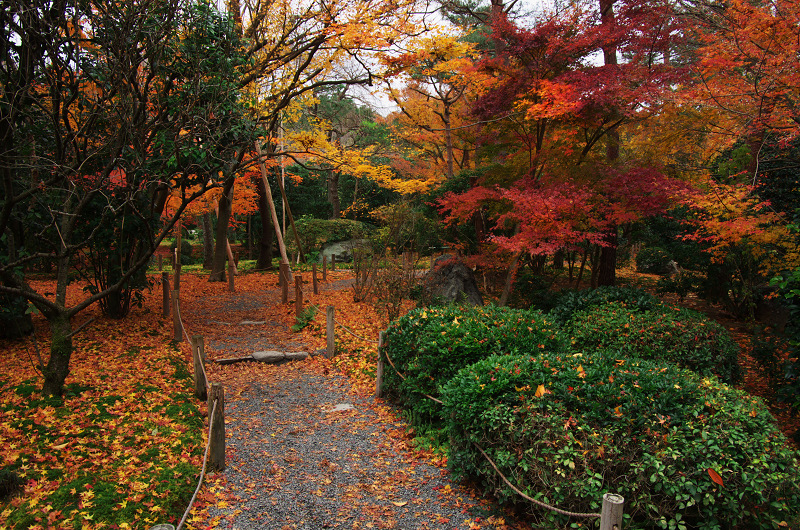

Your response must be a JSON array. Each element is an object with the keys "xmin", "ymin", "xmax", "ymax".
[
  {"xmin": 548, "ymin": 286, "xmax": 663, "ymax": 325},
  {"xmin": 636, "ymin": 246, "xmax": 672, "ymax": 274},
  {"xmin": 381, "ymin": 305, "xmax": 562, "ymax": 425},
  {"xmin": 566, "ymin": 302, "xmax": 742, "ymax": 384},
  {"xmin": 443, "ymin": 352, "xmax": 800, "ymax": 529},
  {"xmin": 287, "ymin": 217, "xmax": 374, "ymax": 256},
  {"xmin": 509, "ymin": 271, "xmax": 560, "ymax": 312},
  {"xmin": 169, "ymin": 240, "xmax": 195, "ymax": 265}
]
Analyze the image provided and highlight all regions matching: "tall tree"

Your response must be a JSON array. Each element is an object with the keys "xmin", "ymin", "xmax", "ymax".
[{"xmin": 0, "ymin": 0, "xmax": 256, "ymax": 396}]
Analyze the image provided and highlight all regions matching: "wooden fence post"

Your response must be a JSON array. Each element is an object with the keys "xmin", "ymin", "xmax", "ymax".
[
  {"xmin": 326, "ymin": 305, "xmax": 335, "ymax": 358},
  {"xmin": 599, "ymin": 493, "xmax": 624, "ymax": 530},
  {"xmin": 331, "ymin": 254, "xmax": 336, "ymax": 271},
  {"xmin": 322, "ymin": 256, "xmax": 327, "ymax": 281},
  {"xmin": 172, "ymin": 290, "xmax": 182, "ymax": 342},
  {"xmin": 295, "ymin": 275, "xmax": 303, "ymax": 318},
  {"xmin": 375, "ymin": 331, "xmax": 385, "ymax": 398},
  {"xmin": 196, "ymin": 334, "xmax": 206, "ymax": 363},
  {"xmin": 312, "ymin": 263, "xmax": 318, "ymax": 294},
  {"xmin": 208, "ymin": 383, "xmax": 225, "ymax": 472},
  {"xmin": 192, "ymin": 335, "xmax": 207, "ymax": 401},
  {"xmin": 162, "ymin": 272, "xmax": 170, "ymax": 318},
  {"xmin": 280, "ymin": 262, "xmax": 289, "ymax": 304},
  {"xmin": 227, "ymin": 260, "xmax": 235, "ymax": 293}
]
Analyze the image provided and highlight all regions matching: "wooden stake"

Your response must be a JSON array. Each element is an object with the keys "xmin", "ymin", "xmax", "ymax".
[
  {"xmin": 312, "ymin": 263, "xmax": 319, "ymax": 294},
  {"xmin": 208, "ymin": 383, "xmax": 225, "ymax": 472},
  {"xmin": 322, "ymin": 256, "xmax": 327, "ymax": 281},
  {"xmin": 295, "ymin": 275, "xmax": 303, "ymax": 318},
  {"xmin": 196, "ymin": 334, "xmax": 206, "ymax": 363},
  {"xmin": 192, "ymin": 335, "xmax": 207, "ymax": 401},
  {"xmin": 375, "ymin": 331, "xmax": 385, "ymax": 398},
  {"xmin": 599, "ymin": 493, "xmax": 624, "ymax": 530},
  {"xmin": 162, "ymin": 272, "xmax": 170, "ymax": 318},
  {"xmin": 326, "ymin": 306, "xmax": 335, "ymax": 358},
  {"xmin": 331, "ymin": 254, "xmax": 336, "ymax": 271}
]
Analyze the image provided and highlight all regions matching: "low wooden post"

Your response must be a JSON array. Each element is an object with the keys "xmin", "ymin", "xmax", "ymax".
[
  {"xmin": 162, "ymin": 272, "xmax": 170, "ymax": 318},
  {"xmin": 196, "ymin": 334, "xmax": 206, "ymax": 363},
  {"xmin": 312, "ymin": 263, "xmax": 319, "ymax": 294},
  {"xmin": 326, "ymin": 305, "xmax": 335, "ymax": 358},
  {"xmin": 280, "ymin": 262, "xmax": 289, "ymax": 304},
  {"xmin": 599, "ymin": 493, "xmax": 624, "ymax": 530},
  {"xmin": 208, "ymin": 383, "xmax": 225, "ymax": 472},
  {"xmin": 227, "ymin": 260, "xmax": 235, "ymax": 293},
  {"xmin": 192, "ymin": 335, "xmax": 207, "ymax": 401},
  {"xmin": 172, "ymin": 290, "xmax": 182, "ymax": 342},
  {"xmin": 295, "ymin": 275, "xmax": 303, "ymax": 318},
  {"xmin": 375, "ymin": 331, "xmax": 385, "ymax": 398},
  {"xmin": 322, "ymin": 256, "xmax": 327, "ymax": 281},
  {"xmin": 331, "ymin": 254, "xmax": 336, "ymax": 271}
]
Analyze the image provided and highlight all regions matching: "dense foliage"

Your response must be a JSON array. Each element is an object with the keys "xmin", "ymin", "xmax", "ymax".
[
  {"xmin": 381, "ymin": 305, "xmax": 562, "ymax": 424},
  {"xmin": 565, "ymin": 302, "xmax": 742, "ymax": 384},
  {"xmin": 443, "ymin": 353, "xmax": 800, "ymax": 529}
]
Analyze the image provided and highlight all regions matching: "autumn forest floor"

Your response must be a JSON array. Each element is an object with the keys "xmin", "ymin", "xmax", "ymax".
[{"xmin": 0, "ymin": 264, "xmax": 797, "ymax": 530}]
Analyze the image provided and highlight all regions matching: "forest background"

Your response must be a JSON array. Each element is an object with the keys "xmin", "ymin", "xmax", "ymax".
[{"xmin": 2, "ymin": 0, "xmax": 800, "ymax": 527}]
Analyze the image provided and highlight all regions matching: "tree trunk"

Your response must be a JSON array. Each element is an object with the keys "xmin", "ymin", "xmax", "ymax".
[
  {"xmin": 202, "ymin": 212, "xmax": 214, "ymax": 269},
  {"xmin": 327, "ymin": 169, "xmax": 340, "ymax": 219},
  {"xmin": 254, "ymin": 173, "xmax": 275, "ymax": 270},
  {"xmin": 42, "ymin": 313, "xmax": 72, "ymax": 397},
  {"xmin": 597, "ymin": 0, "xmax": 619, "ymax": 287},
  {"xmin": 209, "ymin": 178, "xmax": 235, "ymax": 282}
]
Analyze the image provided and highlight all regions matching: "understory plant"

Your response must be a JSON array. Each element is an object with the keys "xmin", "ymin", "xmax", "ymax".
[
  {"xmin": 381, "ymin": 305, "xmax": 562, "ymax": 426},
  {"xmin": 443, "ymin": 353, "xmax": 800, "ymax": 529},
  {"xmin": 565, "ymin": 302, "xmax": 742, "ymax": 384}
]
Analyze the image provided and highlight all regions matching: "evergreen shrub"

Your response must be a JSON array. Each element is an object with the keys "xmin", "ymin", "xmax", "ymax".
[
  {"xmin": 549, "ymin": 286, "xmax": 663, "ymax": 324},
  {"xmin": 636, "ymin": 246, "xmax": 672, "ymax": 274},
  {"xmin": 443, "ymin": 353, "xmax": 800, "ymax": 529},
  {"xmin": 381, "ymin": 305, "xmax": 562, "ymax": 425},
  {"xmin": 566, "ymin": 302, "xmax": 741, "ymax": 384}
]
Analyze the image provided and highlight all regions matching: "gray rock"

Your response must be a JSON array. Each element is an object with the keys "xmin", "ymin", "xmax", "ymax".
[
  {"xmin": 319, "ymin": 239, "xmax": 371, "ymax": 263},
  {"xmin": 284, "ymin": 351, "xmax": 309, "ymax": 361},
  {"xmin": 421, "ymin": 258, "xmax": 483, "ymax": 305},
  {"xmin": 252, "ymin": 350, "xmax": 286, "ymax": 363}
]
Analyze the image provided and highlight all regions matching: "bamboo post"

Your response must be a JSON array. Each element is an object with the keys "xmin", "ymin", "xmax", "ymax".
[
  {"xmin": 322, "ymin": 256, "xmax": 328, "ymax": 281},
  {"xmin": 172, "ymin": 290, "xmax": 181, "ymax": 342},
  {"xmin": 208, "ymin": 383, "xmax": 225, "ymax": 472},
  {"xmin": 192, "ymin": 335, "xmax": 207, "ymax": 401},
  {"xmin": 326, "ymin": 306, "xmax": 335, "ymax": 358},
  {"xmin": 312, "ymin": 263, "xmax": 319, "ymax": 294},
  {"xmin": 599, "ymin": 493, "xmax": 624, "ymax": 530},
  {"xmin": 280, "ymin": 262, "xmax": 289, "ymax": 304},
  {"xmin": 227, "ymin": 260, "xmax": 235, "ymax": 293},
  {"xmin": 162, "ymin": 272, "xmax": 170, "ymax": 318},
  {"xmin": 375, "ymin": 331, "xmax": 385, "ymax": 398},
  {"xmin": 295, "ymin": 275, "xmax": 303, "ymax": 318}
]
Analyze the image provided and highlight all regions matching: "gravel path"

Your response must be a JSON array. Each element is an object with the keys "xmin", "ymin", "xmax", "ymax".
[{"xmin": 179, "ymin": 275, "xmax": 512, "ymax": 530}]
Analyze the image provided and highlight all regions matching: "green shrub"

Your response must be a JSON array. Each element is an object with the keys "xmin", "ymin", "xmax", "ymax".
[
  {"xmin": 566, "ymin": 302, "xmax": 742, "ymax": 384},
  {"xmin": 636, "ymin": 246, "xmax": 672, "ymax": 274},
  {"xmin": 381, "ymin": 305, "xmax": 562, "ymax": 426},
  {"xmin": 443, "ymin": 352, "xmax": 800, "ymax": 529},
  {"xmin": 549, "ymin": 286, "xmax": 663, "ymax": 325},
  {"xmin": 509, "ymin": 271, "xmax": 560, "ymax": 312}
]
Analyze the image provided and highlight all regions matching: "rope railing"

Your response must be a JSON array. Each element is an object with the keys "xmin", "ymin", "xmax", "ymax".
[{"xmin": 176, "ymin": 398, "xmax": 218, "ymax": 530}]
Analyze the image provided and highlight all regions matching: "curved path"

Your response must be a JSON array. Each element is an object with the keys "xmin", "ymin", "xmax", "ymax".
[{"xmin": 176, "ymin": 272, "xmax": 518, "ymax": 529}]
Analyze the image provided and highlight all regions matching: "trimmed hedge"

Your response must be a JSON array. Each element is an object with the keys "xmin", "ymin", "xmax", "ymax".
[
  {"xmin": 443, "ymin": 352, "xmax": 800, "ymax": 529},
  {"xmin": 566, "ymin": 302, "xmax": 742, "ymax": 384},
  {"xmin": 381, "ymin": 305, "xmax": 562, "ymax": 425},
  {"xmin": 549, "ymin": 286, "xmax": 663, "ymax": 325}
]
